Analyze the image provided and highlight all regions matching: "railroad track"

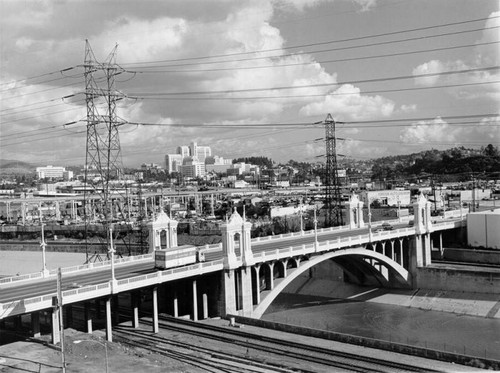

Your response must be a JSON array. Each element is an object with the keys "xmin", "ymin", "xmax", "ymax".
[{"xmin": 113, "ymin": 316, "xmax": 445, "ymax": 373}]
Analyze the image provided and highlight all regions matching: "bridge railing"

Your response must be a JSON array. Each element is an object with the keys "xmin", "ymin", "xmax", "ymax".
[
  {"xmin": 0, "ymin": 271, "xmax": 44, "ymax": 286},
  {"xmin": 251, "ymin": 225, "xmax": 421, "ymax": 264},
  {"xmin": 0, "ymin": 253, "xmax": 154, "ymax": 287}
]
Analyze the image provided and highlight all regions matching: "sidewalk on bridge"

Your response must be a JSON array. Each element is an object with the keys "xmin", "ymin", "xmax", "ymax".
[{"xmin": 0, "ymin": 250, "xmax": 86, "ymax": 277}]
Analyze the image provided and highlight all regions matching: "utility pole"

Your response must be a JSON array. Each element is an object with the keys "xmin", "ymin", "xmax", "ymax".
[
  {"xmin": 82, "ymin": 40, "xmax": 125, "ymax": 259},
  {"xmin": 322, "ymin": 113, "xmax": 344, "ymax": 227}
]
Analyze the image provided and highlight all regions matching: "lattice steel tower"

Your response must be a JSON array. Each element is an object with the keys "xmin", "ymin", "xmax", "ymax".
[
  {"xmin": 323, "ymin": 113, "xmax": 343, "ymax": 227},
  {"xmin": 83, "ymin": 40, "xmax": 124, "ymax": 253}
]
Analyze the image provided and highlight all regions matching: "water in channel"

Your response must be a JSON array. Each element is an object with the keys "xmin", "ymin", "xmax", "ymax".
[{"xmin": 262, "ymin": 291, "xmax": 500, "ymax": 361}]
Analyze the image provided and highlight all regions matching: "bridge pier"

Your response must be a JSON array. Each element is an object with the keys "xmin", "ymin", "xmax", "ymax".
[
  {"xmin": 105, "ymin": 297, "xmax": 112, "ymax": 342},
  {"xmin": 51, "ymin": 308, "xmax": 60, "ymax": 345},
  {"xmin": 239, "ymin": 267, "xmax": 253, "ymax": 317},
  {"xmin": 202, "ymin": 293, "xmax": 208, "ymax": 319},
  {"xmin": 31, "ymin": 311, "xmax": 41, "ymax": 338},
  {"xmin": 268, "ymin": 262, "xmax": 275, "ymax": 290},
  {"xmin": 221, "ymin": 270, "xmax": 237, "ymax": 316},
  {"xmin": 131, "ymin": 291, "xmax": 140, "ymax": 328},
  {"xmin": 152, "ymin": 287, "xmax": 159, "ymax": 333},
  {"xmin": 254, "ymin": 265, "xmax": 261, "ymax": 305},
  {"xmin": 173, "ymin": 291, "xmax": 179, "ymax": 317},
  {"xmin": 192, "ymin": 281, "xmax": 198, "ymax": 321},
  {"xmin": 84, "ymin": 302, "xmax": 93, "ymax": 333}
]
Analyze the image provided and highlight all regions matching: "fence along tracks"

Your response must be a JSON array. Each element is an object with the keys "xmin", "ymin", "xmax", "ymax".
[{"xmin": 113, "ymin": 316, "xmax": 443, "ymax": 373}]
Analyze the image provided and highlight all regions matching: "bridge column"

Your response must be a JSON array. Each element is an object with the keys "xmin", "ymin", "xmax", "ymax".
[
  {"xmin": 282, "ymin": 260, "xmax": 288, "ymax": 278},
  {"xmin": 438, "ymin": 233, "xmax": 444, "ymax": 259},
  {"xmin": 409, "ymin": 233, "xmax": 432, "ymax": 275},
  {"xmin": 268, "ymin": 263, "xmax": 275, "ymax": 290},
  {"xmin": 202, "ymin": 293, "xmax": 208, "ymax": 320},
  {"xmin": 381, "ymin": 241, "xmax": 387, "ymax": 257},
  {"xmin": 31, "ymin": 311, "xmax": 41, "ymax": 338},
  {"xmin": 152, "ymin": 287, "xmax": 159, "ymax": 333},
  {"xmin": 84, "ymin": 302, "xmax": 93, "ymax": 333},
  {"xmin": 254, "ymin": 265, "xmax": 261, "ymax": 306},
  {"xmin": 51, "ymin": 308, "xmax": 61, "ymax": 345},
  {"xmin": 220, "ymin": 270, "xmax": 237, "ymax": 316},
  {"xmin": 131, "ymin": 291, "xmax": 140, "ymax": 328},
  {"xmin": 240, "ymin": 267, "xmax": 253, "ymax": 317},
  {"xmin": 192, "ymin": 280, "xmax": 198, "ymax": 321},
  {"xmin": 389, "ymin": 240, "xmax": 395, "ymax": 261},
  {"xmin": 398, "ymin": 239, "xmax": 404, "ymax": 266},
  {"xmin": 105, "ymin": 297, "xmax": 112, "ymax": 342},
  {"xmin": 173, "ymin": 291, "xmax": 179, "ymax": 318}
]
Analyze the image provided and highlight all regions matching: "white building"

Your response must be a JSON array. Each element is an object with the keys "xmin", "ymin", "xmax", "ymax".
[
  {"xmin": 205, "ymin": 155, "xmax": 232, "ymax": 174},
  {"xmin": 165, "ymin": 154, "xmax": 183, "ymax": 173},
  {"xmin": 179, "ymin": 157, "xmax": 205, "ymax": 179},
  {"xmin": 467, "ymin": 208, "xmax": 500, "ymax": 249},
  {"xmin": 360, "ymin": 189, "xmax": 411, "ymax": 207},
  {"xmin": 190, "ymin": 141, "xmax": 211, "ymax": 163},
  {"xmin": 36, "ymin": 165, "xmax": 66, "ymax": 179},
  {"xmin": 177, "ymin": 145, "xmax": 190, "ymax": 158}
]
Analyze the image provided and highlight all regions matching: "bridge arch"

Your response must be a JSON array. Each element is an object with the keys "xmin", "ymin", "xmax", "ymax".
[{"xmin": 252, "ymin": 247, "xmax": 411, "ymax": 318}]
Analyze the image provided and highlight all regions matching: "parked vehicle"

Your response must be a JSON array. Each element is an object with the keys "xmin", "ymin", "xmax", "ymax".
[{"xmin": 381, "ymin": 222, "xmax": 393, "ymax": 230}]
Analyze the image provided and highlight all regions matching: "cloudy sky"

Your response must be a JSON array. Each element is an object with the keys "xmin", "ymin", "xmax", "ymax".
[{"xmin": 0, "ymin": 0, "xmax": 499, "ymax": 167}]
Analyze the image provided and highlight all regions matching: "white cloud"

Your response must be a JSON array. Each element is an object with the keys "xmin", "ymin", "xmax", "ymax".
[
  {"xmin": 411, "ymin": 12, "xmax": 500, "ymax": 100},
  {"xmin": 412, "ymin": 60, "xmax": 444, "ymax": 86},
  {"xmin": 273, "ymin": 0, "xmax": 377, "ymax": 12},
  {"xmin": 399, "ymin": 104, "xmax": 417, "ymax": 113},
  {"xmin": 400, "ymin": 117, "xmax": 455, "ymax": 144},
  {"xmin": 400, "ymin": 116, "xmax": 500, "ymax": 145},
  {"xmin": 299, "ymin": 84, "xmax": 395, "ymax": 120}
]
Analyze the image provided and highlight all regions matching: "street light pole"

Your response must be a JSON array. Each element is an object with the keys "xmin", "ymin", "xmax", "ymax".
[
  {"xmin": 367, "ymin": 198, "xmax": 373, "ymax": 243},
  {"xmin": 109, "ymin": 225, "xmax": 117, "ymax": 291},
  {"xmin": 299, "ymin": 204, "xmax": 304, "ymax": 235},
  {"xmin": 313, "ymin": 208, "xmax": 319, "ymax": 251},
  {"xmin": 40, "ymin": 223, "xmax": 49, "ymax": 277}
]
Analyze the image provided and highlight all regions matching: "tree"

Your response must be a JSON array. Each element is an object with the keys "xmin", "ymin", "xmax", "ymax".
[{"xmin": 483, "ymin": 144, "xmax": 499, "ymax": 157}]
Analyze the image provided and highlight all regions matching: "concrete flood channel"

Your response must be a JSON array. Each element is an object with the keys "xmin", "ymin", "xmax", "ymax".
[{"xmin": 259, "ymin": 287, "xmax": 500, "ymax": 368}]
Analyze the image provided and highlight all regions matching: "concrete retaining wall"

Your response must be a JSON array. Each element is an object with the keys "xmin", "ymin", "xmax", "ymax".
[
  {"xmin": 230, "ymin": 315, "xmax": 499, "ymax": 370},
  {"xmin": 443, "ymin": 248, "xmax": 500, "ymax": 264},
  {"xmin": 416, "ymin": 266, "xmax": 500, "ymax": 294}
]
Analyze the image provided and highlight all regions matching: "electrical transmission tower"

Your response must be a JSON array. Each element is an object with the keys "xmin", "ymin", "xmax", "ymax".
[
  {"xmin": 83, "ymin": 40, "xmax": 125, "ymax": 258},
  {"xmin": 323, "ymin": 113, "xmax": 344, "ymax": 227}
]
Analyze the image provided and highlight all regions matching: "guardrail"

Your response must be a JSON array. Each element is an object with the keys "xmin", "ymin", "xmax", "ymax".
[{"xmin": 0, "ymin": 253, "xmax": 154, "ymax": 287}]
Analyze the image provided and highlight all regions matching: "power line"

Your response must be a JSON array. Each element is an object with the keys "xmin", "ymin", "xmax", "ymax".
[
  {"xmin": 127, "ymin": 66, "xmax": 499, "ymax": 97},
  {"xmin": 0, "ymin": 67, "xmax": 78, "ymax": 88},
  {"xmin": 125, "ymin": 114, "xmax": 498, "ymax": 129},
  {"xmin": 132, "ymin": 80, "xmax": 500, "ymax": 101},
  {"xmin": 126, "ymin": 40, "xmax": 499, "ymax": 74},
  {"xmin": 1, "ymin": 80, "xmax": 84, "ymax": 101},
  {"xmin": 121, "ymin": 15, "xmax": 499, "ymax": 66}
]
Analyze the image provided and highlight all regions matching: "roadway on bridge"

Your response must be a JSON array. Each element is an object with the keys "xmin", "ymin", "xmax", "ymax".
[{"xmin": 1, "ymin": 221, "xmax": 412, "ymax": 304}]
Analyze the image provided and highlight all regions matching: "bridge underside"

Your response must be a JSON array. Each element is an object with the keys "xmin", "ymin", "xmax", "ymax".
[{"xmin": 252, "ymin": 247, "xmax": 412, "ymax": 318}]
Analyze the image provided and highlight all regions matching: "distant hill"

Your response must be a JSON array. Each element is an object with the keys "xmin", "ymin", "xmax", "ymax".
[{"xmin": 0, "ymin": 159, "xmax": 34, "ymax": 175}]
